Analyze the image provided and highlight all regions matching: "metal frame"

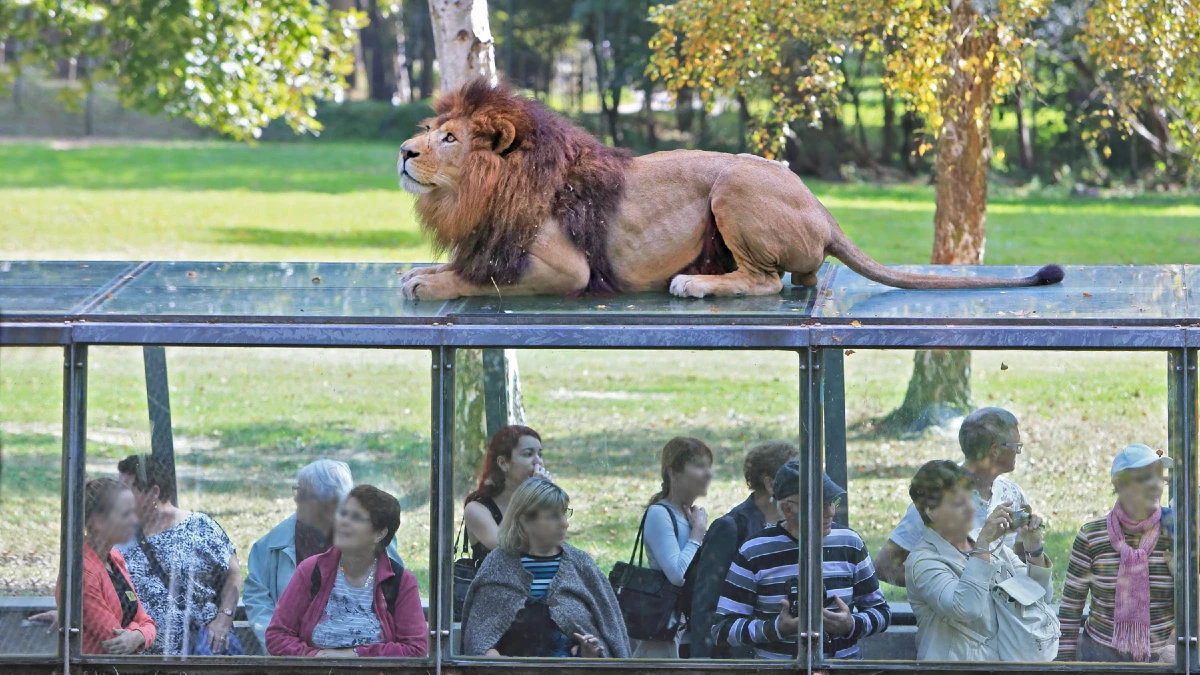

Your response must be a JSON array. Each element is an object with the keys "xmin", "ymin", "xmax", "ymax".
[{"xmin": 2, "ymin": 311, "xmax": 1198, "ymax": 674}]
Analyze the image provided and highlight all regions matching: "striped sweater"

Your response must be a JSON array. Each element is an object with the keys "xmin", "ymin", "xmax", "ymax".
[
  {"xmin": 712, "ymin": 523, "xmax": 890, "ymax": 660},
  {"xmin": 1056, "ymin": 516, "xmax": 1175, "ymax": 661}
]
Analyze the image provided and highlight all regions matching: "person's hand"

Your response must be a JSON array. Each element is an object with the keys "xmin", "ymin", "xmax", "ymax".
[
  {"xmin": 685, "ymin": 505, "xmax": 708, "ymax": 540},
  {"xmin": 28, "ymin": 610, "xmax": 59, "ymax": 634},
  {"xmin": 572, "ymin": 633, "xmax": 605, "ymax": 658},
  {"xmin": 1018, "ymin": 510, "xmax": 1045, "ymax": 552},
  {"xmin": 822, "ymin": 596, "xmax": 854, "ymax": 638},
  {"xmin": 534, "ymin": 465, "xmax": 553, "ymax": 482},
  {"xmin": 977, "ymin": 502, "xmax": 1015, "ymax": 547},
  {"xmin": 101, "ymin": 628, "xmax": 145, "ymax": 654},
  {"xmin": 315, "ymin": 648, "xmax": 357, "ymax": 657},
  {"xmin": 776, "ymin": 598, "xmax": 800, "ymax": 637},
  {"xmin": 206, "ymin": 613, "xmax": 233, "ymax": 654},
  {"xmin": 484, "ymin": 648, "xmax": 502, "ymax": 657}
]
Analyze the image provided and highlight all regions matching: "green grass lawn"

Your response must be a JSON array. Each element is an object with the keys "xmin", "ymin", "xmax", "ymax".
[{"xmin": 0, "ymin": 140, "xmax": 1195, "ymax": 607}]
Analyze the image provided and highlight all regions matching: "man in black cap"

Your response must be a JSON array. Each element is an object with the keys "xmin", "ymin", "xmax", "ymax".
[{"xmin": 711, "ymin": 461, "xmax": 889, "ymax": 660}]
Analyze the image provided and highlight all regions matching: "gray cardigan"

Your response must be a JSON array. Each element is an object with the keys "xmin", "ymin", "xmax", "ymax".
[{"xmin": 461, "ymin": 543, "xmax": 632, "ymax": 658}]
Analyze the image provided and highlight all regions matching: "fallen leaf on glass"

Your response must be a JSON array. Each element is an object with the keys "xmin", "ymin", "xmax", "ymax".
[
  {"xmin": 1000, "ymin": 363, "xmax": 1009, "ymax": 370},
  {"xmin": 187, "ymin": 271, "xmax": 197, "ymax": 278},
  {"xmin": 312, "ymin": 276, "xmax": 321, "ymax": 283},
  {"xmin": 1082, "ymin": 292, "xmax": 1092, "ymax": 297},
  {"xmin": 844, "ymin": 350, "xmax": 856, "ymax": 356},
  {"xmin": 850, "ymin": 320, "xmax": 862, "ymax": 327}
]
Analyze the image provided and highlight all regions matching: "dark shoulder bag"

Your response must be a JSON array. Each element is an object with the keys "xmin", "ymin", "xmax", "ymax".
[
  {"xmin": 452, "ymin": 517, "xmax": 477, "ymax": 621},
  {"xmin": 608, "ymin": 503, "xmax": 681, "ymax": 641}
]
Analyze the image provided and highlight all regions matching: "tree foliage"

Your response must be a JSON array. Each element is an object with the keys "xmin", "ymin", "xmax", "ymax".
[
  {"xmin": 1076, "ymin": 0, "xmax": 1200, "ymax": 167},
  {"xmin": 647, "ymin": 0, "xmax": 1196, "ymax": 167},
  {"xmin": 0, "ymin": 0, "xmax": 364, "ymax": 140}
]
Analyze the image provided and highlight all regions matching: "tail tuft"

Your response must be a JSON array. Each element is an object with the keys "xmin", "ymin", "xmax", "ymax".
[{"xmin": 1033, "ymin": 264, "xmax": 1065, "ymax": 286}]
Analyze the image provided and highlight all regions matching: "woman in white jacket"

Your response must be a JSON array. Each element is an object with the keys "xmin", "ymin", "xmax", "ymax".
[{"xmin": 905, "ymin": 460, "xmax": 1053, "ymax": 662}]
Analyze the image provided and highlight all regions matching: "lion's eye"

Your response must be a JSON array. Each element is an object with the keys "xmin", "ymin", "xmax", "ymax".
[{"xmin": 444, "ymin": 133, "xmax": 457, "ymax": 144}]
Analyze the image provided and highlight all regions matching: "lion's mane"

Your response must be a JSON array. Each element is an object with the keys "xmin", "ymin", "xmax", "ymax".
[{"xmin": 416, "ymin": 80, "xmax": 632, "ymax": 293}]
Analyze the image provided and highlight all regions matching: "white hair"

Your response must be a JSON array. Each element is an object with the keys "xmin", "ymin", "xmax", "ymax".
[{"xmin": 296, "ymin": 459, "xmax": 353, "ymax": 502}]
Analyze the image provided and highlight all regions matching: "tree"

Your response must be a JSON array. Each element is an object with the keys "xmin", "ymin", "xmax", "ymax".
[
  {"xmin": 428, "ymin": 0, "xmax": 497, "ymax": 92},
  {"xmin": 575, "ymin": 0, "xmax": 661, "ymax": 146},
  {"xmin": 0, "ymin": 0, "xmax": 363, "ymax": 140},
  {"xmin": 425, "ymin": 0, "xmax": 525, "ymax": 490},
  {"xmin": 648, "ymin": 0, "xmax": 1195, "ymax": 432}
]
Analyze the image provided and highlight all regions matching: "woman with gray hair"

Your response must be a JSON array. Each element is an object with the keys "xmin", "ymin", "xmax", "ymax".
[
  {"xmin": 461, "ymin": 478, "xmax": 630, "ymax": 658},
  {"xmin": 243, "ymin": 459, "xmax": 402, "ymax": 648}
]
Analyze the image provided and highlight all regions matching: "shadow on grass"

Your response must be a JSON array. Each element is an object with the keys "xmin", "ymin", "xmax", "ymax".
[
  {"xmin": 211, "ymin": 227, "xmax": 424, "ymax": 249},
  {"xmin": 0, "ymin": 433, "xmax": 62, "ymax": 497}
]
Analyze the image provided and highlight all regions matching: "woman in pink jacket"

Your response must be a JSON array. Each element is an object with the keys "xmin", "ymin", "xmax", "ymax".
[{"xmin": 266, "ymin": 485, "xmax": 428, "ymax": 657}]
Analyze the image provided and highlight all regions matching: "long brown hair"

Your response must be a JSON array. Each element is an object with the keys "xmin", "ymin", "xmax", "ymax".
[
  {"xmin": 648, "ymin": 437, "xmax": 713, "ymax": 507},
  {"xmin": 464, "ymin": 425, "xmax": 542, "ymax": 505}
]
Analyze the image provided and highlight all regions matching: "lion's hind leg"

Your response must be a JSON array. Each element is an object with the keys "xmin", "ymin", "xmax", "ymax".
[{"xmin": 669, "ymin": 270, "xmax": 783, "ymax": 298}]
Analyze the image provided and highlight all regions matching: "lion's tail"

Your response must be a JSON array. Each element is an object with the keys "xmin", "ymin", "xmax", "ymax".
[{"xmin": 826, "ymin": 228, "xmax": 1065, "ymax": 290}]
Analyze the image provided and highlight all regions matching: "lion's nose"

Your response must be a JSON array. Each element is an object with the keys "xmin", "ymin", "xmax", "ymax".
[{"xmin": 400, "ymin": 144, "xmax": 420, "ymax": 162}]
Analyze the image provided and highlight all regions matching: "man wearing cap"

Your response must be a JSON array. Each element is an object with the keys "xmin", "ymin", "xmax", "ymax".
[
  {"xmin": 1057, "ymin": 444, "xmax": 1175, "ymax": 663},
  {"xmin": 875, "ymin": 407, "xmax": 1032, "ymax": 587},
  {"xmin": 711, "ymin": 461, "xmax": 890, "ymax": 660}
]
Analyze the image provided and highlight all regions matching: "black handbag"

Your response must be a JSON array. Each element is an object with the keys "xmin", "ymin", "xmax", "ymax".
[
  {"xmin": 608, "ymin": 504, "xmax": 681, "ymax": 642},
  {"xmin": 452, "ymin": 517, "xmax": 478, "ymax": 621}
]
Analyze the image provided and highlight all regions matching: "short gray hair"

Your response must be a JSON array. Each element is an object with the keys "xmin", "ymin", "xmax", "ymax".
[
  {"xmin": 959, "ymin": 407, "xmax": 1019, "ymax": 462},
  {"xmin": 498, "ymin": 478, "xmax": 569, "ymax": 554},
  {"xmin": 296, "ymin": 459, "xmax": 353, "ymax": 502}
]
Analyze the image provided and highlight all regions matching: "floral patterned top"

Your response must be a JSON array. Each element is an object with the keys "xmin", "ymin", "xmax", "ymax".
[{"xmin": 117, "ymin": 512, "xmax": 236, "ymax": 655}]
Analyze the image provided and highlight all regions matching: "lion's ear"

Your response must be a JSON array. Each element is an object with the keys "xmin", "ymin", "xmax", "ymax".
[{"xmin": 493, "ymin": 120, "xmax": 517, "ymax": 155}]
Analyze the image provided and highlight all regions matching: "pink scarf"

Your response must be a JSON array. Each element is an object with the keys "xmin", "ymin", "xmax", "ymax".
[{"xmin": 1105, "ymin": 503, "xmax": 1162, "ymax": 662}]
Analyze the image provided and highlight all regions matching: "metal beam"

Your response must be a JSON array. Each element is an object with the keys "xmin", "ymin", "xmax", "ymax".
[
  {"xmin": 142, "ymin": 346, "xmax": 177, "ymax": 505},
  {"xmin": 58, "ymin": 344, "xmax": 87, "ymax": 671},
  {"xmin": 822, "ymin": 348, "xmax": 849, "ymax": 525}
]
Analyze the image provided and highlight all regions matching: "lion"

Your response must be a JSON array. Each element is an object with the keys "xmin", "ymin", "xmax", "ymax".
[{"xmin": 396, "ymin": 80, "xmax": 1064, "ymax": 301}]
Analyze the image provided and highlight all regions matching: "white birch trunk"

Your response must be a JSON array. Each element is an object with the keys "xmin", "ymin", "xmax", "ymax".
[{"xmin": 427, "ymin": 0, "xmax": 497, "ymax": 93}]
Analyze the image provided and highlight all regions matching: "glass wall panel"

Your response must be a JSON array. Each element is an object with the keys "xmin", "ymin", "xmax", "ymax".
[
  {"xmin": 77, "ymin": 346, "xmax": 431, "ymax": 660},
  {"xmin": 0, "ymin": 347, "xmax": 64, "ymax": 657},
  {"xmin": 822, "ymin": 349, "xmax": 1175, "ymax": 667},
  {"xmin": 450, "ymin": 349, "xmax": 801, "ymax": 663}
]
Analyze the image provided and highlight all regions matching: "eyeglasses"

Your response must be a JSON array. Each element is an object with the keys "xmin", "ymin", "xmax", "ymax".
[
  {"xmin": 540, "ymin": 508, "xmax": 573, "ymax": 521},
  {"xmin": 1001, "ymin": 442, "xmax": 1024, "ymax": 451},
  {"xmin": 824, "ymin": 496, "xmax": 844, "ymax": 509}
]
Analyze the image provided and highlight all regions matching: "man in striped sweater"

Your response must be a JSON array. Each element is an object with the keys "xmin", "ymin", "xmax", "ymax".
[{"xmin": 712, "ymin": 463, "xmax": 890, "ymax": 660}]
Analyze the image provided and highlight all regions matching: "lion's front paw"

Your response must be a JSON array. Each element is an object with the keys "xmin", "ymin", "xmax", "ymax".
[
  {"xmin": 398, "ymin": 265, "xmax": 443, "ymax": 286},
  {"xmin": 401, "ymin": 271, "xmax": 465, "ymax": 301},
  {"xmin": 669, "ymin": 274, "xmax": 712, "ymax": 299}
]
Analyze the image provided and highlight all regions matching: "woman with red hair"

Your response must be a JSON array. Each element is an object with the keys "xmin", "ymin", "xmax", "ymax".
[{"xmin": 464, "ymin": 425, "xmax": 553, "ymax": 565}]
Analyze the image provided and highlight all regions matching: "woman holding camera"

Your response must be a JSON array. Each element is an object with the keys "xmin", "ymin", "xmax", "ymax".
[{"xmin": 905, "ymin": 460, "xmax": 1053, "ymax": 661}]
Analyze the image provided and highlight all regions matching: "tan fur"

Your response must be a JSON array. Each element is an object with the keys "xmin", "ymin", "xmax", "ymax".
[{"xmin": 397, "ymin": 86, "xmax": 1063, "ymax": 300}]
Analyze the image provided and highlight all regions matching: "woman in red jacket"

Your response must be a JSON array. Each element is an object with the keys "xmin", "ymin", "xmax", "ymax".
[
  {"xmin": 64, "ymin": 477, "xmax": 157, "ymax": 654},
  {"xmin": 266, "ymin": 484, "xmax": 428, "ymax": 657}
]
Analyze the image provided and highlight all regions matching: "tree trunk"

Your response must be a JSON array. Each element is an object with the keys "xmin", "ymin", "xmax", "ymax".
[
  {"xmin": 643, "ymin": 84, "xmax": 657, "ymax": 149},
  {"xmin": 881, "ymin": 90, "xmax": 896, "ymax": 166},
  {"xmin": 428, "ymin": 0, "xmax": 497, "ymax": 93},
  {"xmin": 901, "ymin": 109, "xmax": 918, "ymax": 173},
  {"xmin": 736, "ymin": 93, "xmax": 750, "ymax": 153},
  {"xmin": 395, "ymin": 9, "xmax": 412, "ymax": 103},
  {"xmin": 427, "ymin": 0, "xmax": 524, "ymax": 487},
  {"xmin": 607, "ymin": 84, "xmax": 622, "ymax": 145},
  {"xmin": 363, "ymin": 0, "xmax": 394, "ymax": 101},
  {"xmin": 1015, "ymin": 86, "xmax": 1034, "ymax": 170},
  {"xmin": 676, "ymin": 85, "xmax": 694, "ymax": 133},
  {"xmin": 879, "ymin": 1, "xmax": 997, "ymax": 436}
]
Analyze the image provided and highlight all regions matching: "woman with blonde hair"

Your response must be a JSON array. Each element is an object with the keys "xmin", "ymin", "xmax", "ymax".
[{"xmin": 461, "ymin": 478, "xmax": 630, "ymax": 658}]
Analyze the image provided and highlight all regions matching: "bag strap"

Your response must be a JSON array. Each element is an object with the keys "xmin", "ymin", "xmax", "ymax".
[
  {"xmin": 136, "ymin": 529, "xmax": 173, "ymax": 591},
  {"xmin": 630, "ymin": 503, "xmax": 679, "ymax": 568},
  {"xmin": 453, "ymin": 513, "xmax": 469, "ymax": 559}
]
